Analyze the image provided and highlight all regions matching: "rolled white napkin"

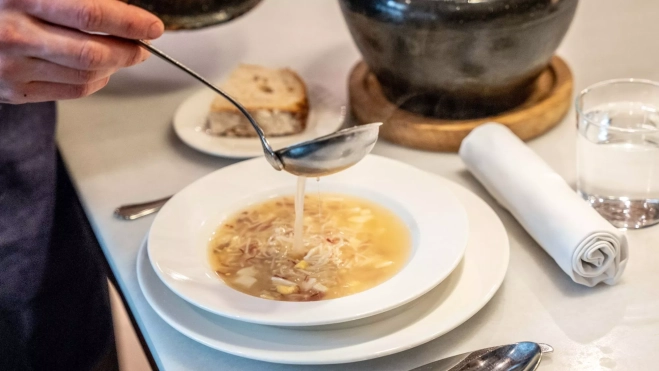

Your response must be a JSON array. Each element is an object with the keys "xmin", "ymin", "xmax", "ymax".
[{"xmin": 459, "ymin": 123, "xmax": 629, "ymax": 287}]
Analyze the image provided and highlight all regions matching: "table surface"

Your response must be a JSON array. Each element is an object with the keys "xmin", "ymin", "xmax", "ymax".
[{"xmin": 57, "ymin": 1, "xmax": 659, "ymax": 369}]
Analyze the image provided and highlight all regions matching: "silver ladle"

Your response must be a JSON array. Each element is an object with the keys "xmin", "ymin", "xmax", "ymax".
[{"xmin": 137, "ymin": 41, "xmax": 381, "ymax": 177}]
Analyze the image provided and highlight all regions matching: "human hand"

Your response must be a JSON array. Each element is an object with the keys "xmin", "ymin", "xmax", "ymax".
[{"xmin": 0, "ymin": 0, "xmax": 164, "ymax": 104}]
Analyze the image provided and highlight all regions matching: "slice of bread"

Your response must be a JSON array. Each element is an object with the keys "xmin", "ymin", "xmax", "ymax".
[{"xmin": 208, "ymin": 64, "xmax": 309, "ymax": 137}]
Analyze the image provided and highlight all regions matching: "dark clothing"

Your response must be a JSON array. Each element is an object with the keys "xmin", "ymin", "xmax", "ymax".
[{"xmin": 0, "ymin": 102, "xmax": 115, "ymax": 370}]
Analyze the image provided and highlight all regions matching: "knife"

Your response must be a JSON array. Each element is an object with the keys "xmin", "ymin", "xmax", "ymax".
[{"xmin": 410, "ymin": 342, "xmax": 553, "ymax": 371}]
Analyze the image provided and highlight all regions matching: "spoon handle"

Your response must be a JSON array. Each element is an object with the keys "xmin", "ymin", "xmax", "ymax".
[
  {"xmin": 135, "ymin": 40, "xmax": 281, "ymax": 169},
  {"xmin": 114, "ymin": 196, "xmax": 172, "ymax": 220}
]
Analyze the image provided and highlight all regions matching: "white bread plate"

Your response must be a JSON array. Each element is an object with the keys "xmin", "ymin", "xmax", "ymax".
[{"xmin": 173, "ymin": 83, "xmax": 344, "ymax": 159}]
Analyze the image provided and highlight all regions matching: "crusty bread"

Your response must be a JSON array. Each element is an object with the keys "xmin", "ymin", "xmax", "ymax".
[{"xmin": 208, "ymin": 64, "xmax": 309, "ymax": 137}]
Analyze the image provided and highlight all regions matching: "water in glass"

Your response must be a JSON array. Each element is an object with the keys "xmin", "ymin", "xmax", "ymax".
[{"xmin": 577, "ymin": 101, "xmax": 659, "ymax": 228}]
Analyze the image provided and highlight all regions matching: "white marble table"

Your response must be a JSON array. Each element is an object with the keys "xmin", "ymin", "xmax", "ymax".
[{"xmin": 57, "ymin": 0, "xmax": 659, "ymax": 369}]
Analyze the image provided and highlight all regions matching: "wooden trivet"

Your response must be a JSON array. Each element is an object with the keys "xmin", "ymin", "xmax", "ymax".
[{"xmin": 348, "ymin": 56, "xmax": 573, "ymax": 152}]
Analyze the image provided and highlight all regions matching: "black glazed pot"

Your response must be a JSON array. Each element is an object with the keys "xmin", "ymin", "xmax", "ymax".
[
  {"xmin": 339, "ymin": 0, "xmax": 578, "ymax": 119},
  {"xmin": 126, "ymin": 0, "xmax": 262, "ymax": 30}
]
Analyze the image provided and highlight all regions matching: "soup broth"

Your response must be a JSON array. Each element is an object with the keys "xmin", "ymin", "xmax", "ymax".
[{"xmin": 208, "ymin": 194, "xmax": 411, "ymax": 301}]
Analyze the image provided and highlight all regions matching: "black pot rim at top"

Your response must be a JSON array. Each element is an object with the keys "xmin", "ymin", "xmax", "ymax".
[
  {"xmin": 126, "ymin": 0, "xmax": 262, "ymax": 30},
  {"xmin": 340, "ymin": 0, "xmax": 575, "ymax": 25}
]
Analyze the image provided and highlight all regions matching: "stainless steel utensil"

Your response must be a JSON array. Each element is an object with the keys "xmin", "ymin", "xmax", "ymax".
[
  {"xmin": 410, "ymin": 342, "xmax": 553, "ymax": 371},
  {"xmin": 137, "ymin": 41, "xmax": 381, "ymax": 177},
  {"xmin": 113, "ymin": 119, "xmax": 381, "ymax": 219},
  {"xmin": 114, "ymin": 196, "xmax": 171, "ymax": 220}
]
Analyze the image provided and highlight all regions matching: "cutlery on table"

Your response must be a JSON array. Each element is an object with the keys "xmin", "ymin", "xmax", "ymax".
[
  {"xmin": 114, "ymin": 196, "xmax": 171, "ymax": 220},
  {"xmin": 410, "ymin": 342, "xmax": 553, "ymax": 371}
]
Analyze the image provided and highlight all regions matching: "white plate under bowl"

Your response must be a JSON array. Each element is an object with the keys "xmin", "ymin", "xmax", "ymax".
[
  {"xmin": 137, "ymin": 179, "xmax": 509, "ymax": 364},
  {"xmin": 147, "ymin": 155, "xmax": 468, "ymax": 327},
  {"xmin": 173, "ymin": 84, "xmax": 345, "ymax": 159}
]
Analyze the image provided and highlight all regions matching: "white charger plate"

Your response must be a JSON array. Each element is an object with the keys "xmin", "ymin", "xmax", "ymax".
[
  {"xmin": 173, "ymin": 85, "xmax": 345, "ymax": 158},
  {"xmin": 147, "ymin": 155, "xmax": 469, "ymax": 326},
  {"xmin": 137, "ymin": 179, "xmax": 509, "ymax": 364}
]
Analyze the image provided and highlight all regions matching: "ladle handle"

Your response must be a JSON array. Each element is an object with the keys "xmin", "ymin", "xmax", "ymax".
[{"xmin": 135, "ymin": 40, "xmax": 282, "ymax": 169}]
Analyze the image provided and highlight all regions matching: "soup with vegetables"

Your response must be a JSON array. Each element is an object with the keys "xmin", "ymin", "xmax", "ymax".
[{"xmin": 208, "ymin": 192, "xmax": 411, "ymax": 301}]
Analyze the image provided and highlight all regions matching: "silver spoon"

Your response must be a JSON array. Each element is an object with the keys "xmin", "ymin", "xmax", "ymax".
[
  {"xmin": 410, "ymin": 342, "xmax": 553, "ymax": 371},
  {"xmin": 137, "ymin": 40, "xmax": 381, "ymax": 176},
  {"xmin": 114, "ymin": 196, "xmax": 171, "ymax": 220}
]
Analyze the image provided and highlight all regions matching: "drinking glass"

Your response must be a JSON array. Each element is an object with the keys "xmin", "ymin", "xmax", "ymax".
[{"xmin": 576, "ymin": 79, "xmax": 659, "ymax": 229}]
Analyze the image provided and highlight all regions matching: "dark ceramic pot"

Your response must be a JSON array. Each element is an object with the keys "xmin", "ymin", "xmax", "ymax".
[
  {"xmin": 125, "ymin": 0, "xmax": 262, "ymax": 30},
  {"xmin": 340, "ymin": 0, "xmax": 578, "ymax": 119}
]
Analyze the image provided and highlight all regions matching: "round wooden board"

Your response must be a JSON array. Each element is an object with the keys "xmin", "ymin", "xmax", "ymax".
[{"xmin": 349, "ymin": 56, "xmax": 573, "ymax": 152}]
